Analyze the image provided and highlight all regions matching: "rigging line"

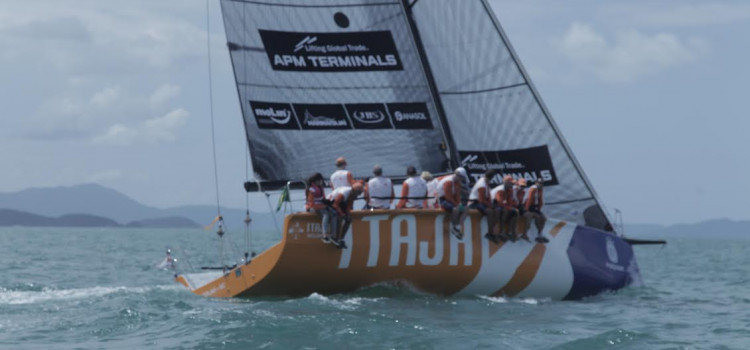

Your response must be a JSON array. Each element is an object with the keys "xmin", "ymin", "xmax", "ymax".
[
  {"xmin": 207, "ymin": 0, "xmax": 222, "ymax": 216},
  {"xmin": 440, "ymin": 83, "xmax": 528, "ymax": 96},
  {"xmin": 225, "ymin": 0, "xmax": 399, "ymax": 8},
  {"xmin": 242, "ymin": 0, "xmax": 252, "ymax": 259},
  {"xmin": 237, "ymin": 82, "xmax": 427, "ymax": 91}
]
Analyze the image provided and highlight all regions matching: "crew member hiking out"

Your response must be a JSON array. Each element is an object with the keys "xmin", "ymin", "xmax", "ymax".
[
  {"xmin": 492, "ymin": 175, "xmax": 519, "ymax": 242},
  {"xmin": 514, "ymin": 178, "xmax": 531, "ymax": 242},
  {"xmin": 438, "ymin": 167, "xmax": 470, "ymax": 239},
  {"xmin": 328, "ymin": 182, "xmax": 364, "ymax": 249},
  {"xmin": 330, "ymin": 157, "xmax": 355, "ymax": 190},
  {"xmin": 396, "ymin": 166, "xmax": 428, "ymax": 209},
  {"xmin": 525, "ymin": 178, "xmax": 549, "ymax": 243},
  {"xmin": 364, "ymin": 164, "xmax": 394, "ymax": 210},
  {"xmin": 305, "ymin": 172, "xmax": 337, "ymax": 244},
  {"xmin": 469, "ymin": 170, "xmax": 500, "ymax": 243}
]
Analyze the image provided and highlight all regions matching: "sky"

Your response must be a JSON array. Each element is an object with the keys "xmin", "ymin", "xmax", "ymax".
[{"xmin": 0, "ymin": 0, "xmax": 748, "ymax": 226}]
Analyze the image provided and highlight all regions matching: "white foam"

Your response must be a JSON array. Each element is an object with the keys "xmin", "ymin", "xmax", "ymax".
[
  {"xmin": 0, "ymin": 285, "xmax": 180, "ymax": 305},
  {"xmin": 303, "ymin": 293, "xmax": 383, "ymax": 311},
  {"xmin": 478, "ymin": 295, "xmax": 508, "ymax": 303}
]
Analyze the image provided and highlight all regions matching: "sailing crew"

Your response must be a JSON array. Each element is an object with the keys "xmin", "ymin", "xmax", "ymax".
[
  {"xmin": 364, "ymin": 164, "xmax": 394, "ymax": 210},
  {"xmin": 305, "ymin": 172, "xmax": 337, "ymax": 244},
  {"xmin": 492, "ymin": 175, "xmax": 519, "ymax": 241},
  {"xmin": 469, "ymin": 170, "xmax": 500, "ymax": 242},
  {"xmin": 514, "ymin": 178, "xmax": 531, "ymax": 241},
  {"xmin": 396, "ymin": 166, "xmax": 428, "ymax": 209},
  {"xmin": 438, "ymin": 167, "xmax": 470, "ymax": 238},
  {"xmin": 525, "ymin": 178, "xmax": 548, "ymax": 243},
  {"xmin": 422, "ymin": 171, "xmax": 439, "ymax": 209},
  {"xmin": 328, "ymin": 182, "xmax": 364, "ymax": 249},
  {"xmin": 330, "ymin": 157, "xmax": 355, "ymax": 190}
]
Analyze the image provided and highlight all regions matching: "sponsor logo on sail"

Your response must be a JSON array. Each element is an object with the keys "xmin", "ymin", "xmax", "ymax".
[
  {"xmin": 457, "ymin": 147, "xmax": 559, "ymax": 185},
  {"xmin": 345, "ymin": 103, "xmax": 393, "ymax": 129},
  {"xmin": 249, "ymin": 101, "xmax": 300, "ymax": 130},
  {"xmin": 303, "ymin": 110, "xmax": 347, "ymax": 127},
  {"xmin": 254, "ymin": 107, "xmax": 292, "ymax": 125},
  {"xmin": 461, "ymin": 154, "xmax": 479, "ymax": 165},
  {"xmin": 387, "ymin": 103, "xmax": 433, "ymax": 129},
  {"xmin": 352, "ymin": 110, "xmax": 386, "ymax": 124},
  {"xmin": 259, "ymin": 30, "xmax": 403, "ymax": 72},
  {"xmin": 394, "ymin": 111, "xmax": 427, "ymax": 122},
  {"xmin": 294, "ymin": 36, "xmax": 317, "ymax": 53},
  {"xmin": 293, "ymin": 103, "xmax": 350, "ymax": 130}
]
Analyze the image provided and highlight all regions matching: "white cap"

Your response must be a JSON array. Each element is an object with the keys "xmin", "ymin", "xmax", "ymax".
[{"xmin": 454, "ymin": 167, "xmax": 469, "ymax": 182}]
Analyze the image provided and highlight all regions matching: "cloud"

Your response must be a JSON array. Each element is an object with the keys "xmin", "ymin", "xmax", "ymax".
[
  {"xmin": 93, "ymin": 108, "xmax": 189, "ymax": 146},
  {"xmin": 142, "ymin": 108, "xmax": 189, "ymax": 143},
  {"xmin": 557, "ymin": 23, "xmax": 706, "ymax": 82},
  {"xmin": 150, "ymin": 84, "xmax": 182, "ymax": 105},
  {"xmin": 92, "ymin": 124, "xmax": 138, "ymax": 146}
]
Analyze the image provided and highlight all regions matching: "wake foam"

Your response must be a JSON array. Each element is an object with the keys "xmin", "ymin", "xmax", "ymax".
[{"xmin": 0, "ymin": 285, "xmax": 181, "ymax": 305}]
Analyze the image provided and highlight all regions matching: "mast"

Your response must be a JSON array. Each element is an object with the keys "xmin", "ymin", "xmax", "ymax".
[{"xmin": 399, "ymin": 0, "xmax": 459, "ymax": 170}]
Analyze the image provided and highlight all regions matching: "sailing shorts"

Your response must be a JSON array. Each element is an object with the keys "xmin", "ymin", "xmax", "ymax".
[
  {"xmin": 439, "ymin": 197, "xmax": 455, "ymax": 212},
  {"xmin": 468, "ymin": 201, "xmax": 488, "ymax": 215}
]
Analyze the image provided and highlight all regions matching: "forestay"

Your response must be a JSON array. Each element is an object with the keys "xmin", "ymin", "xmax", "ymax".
[
  {"xmin": 409, "ymin": 0, "xmax": 612, "ymax": 229},
  {"xmin": 219, "ymin": 0, "xmax": 451, "ymax": 187}
]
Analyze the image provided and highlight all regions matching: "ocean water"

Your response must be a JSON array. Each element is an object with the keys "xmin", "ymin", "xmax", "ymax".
[{"xmin": 0, "ymin": 226, "xmax": 748, "ymax": 350}]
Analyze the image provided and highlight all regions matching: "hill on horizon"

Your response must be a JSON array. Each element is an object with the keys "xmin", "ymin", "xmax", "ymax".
[{"xmin": 0, "ymin": 183, "xmax": 279, "ymax": 230}]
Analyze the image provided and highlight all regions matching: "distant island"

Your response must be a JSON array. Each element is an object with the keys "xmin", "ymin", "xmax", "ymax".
[
  {"xmin": 0, "ymin": 183, "xmax": 747, "ymax": 236},
  {"xmin": 0, "ymin": 183, "xmax": 280, "ymax": 229},
  {"xmin": 0, "ymin": 208, "xmax": 200, "ymax": 228}
]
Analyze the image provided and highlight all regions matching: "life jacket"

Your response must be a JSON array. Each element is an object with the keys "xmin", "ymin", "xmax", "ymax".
[
  {"xmin": 367, "ymin": 176, "xmax": 392, "ymax": 209},
  {"xmin": 306, "ymin": 184, "xmax": 325, "ymax": 210},
  {"xmin": 469, "ymin": 177, "xmax": 490, "ymax": 205},
  {"xmin": 402, "ymin": 176, "xmax": 427, "ymax": 208},
  {"xmin": 330, "ymin": 169, "xmax": 352, "ymax": 190}
]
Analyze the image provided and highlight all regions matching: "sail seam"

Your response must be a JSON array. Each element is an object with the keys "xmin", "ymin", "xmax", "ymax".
[
  {"xmin": 225, "ymin": 0, "xmax": 399, "ymax": 8},
  {"xmin": 440, "ymin": 82, "xmax": 527, "ymax": 96}
]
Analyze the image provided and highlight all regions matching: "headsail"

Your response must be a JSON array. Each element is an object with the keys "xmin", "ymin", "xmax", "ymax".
[
  {"xmin": 219, "ymin": 0, "xmax": 455, "ymax": 188},
  {"xmin": 408, "ymin": 0, "xmax": 612, "ymax": 229}
]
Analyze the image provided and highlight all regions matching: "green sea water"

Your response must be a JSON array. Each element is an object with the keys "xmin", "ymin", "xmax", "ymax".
[{"xmin": 0, "ymin": 226, "xmax": 748, "ymax": 349}]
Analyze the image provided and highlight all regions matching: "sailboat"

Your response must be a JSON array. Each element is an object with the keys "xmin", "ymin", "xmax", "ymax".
[{"xmin": 175, "ymin": 0, "xmax": 643, "ymax": 300}]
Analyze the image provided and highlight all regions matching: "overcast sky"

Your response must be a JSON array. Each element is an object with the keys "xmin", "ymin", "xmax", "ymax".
[{"xmin": 1, "ymin": 0, "xmax": 748, "ymax": 225}]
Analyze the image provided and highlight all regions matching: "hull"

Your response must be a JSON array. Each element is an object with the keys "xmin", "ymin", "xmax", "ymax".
[{"xmin": 176, "ymin": 210, "xmax": 640, "ymax": 300}]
